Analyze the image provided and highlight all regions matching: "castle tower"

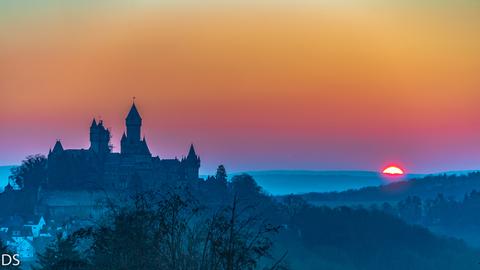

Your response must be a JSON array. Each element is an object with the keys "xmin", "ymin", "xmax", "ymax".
[
  {"xmin": 126, "ymin": 102, "xmax": 142, "ymax": 142},
  {"xmin": 187, "ymin": 144, "xmax": 199, "ymax": 162},
  {"xmin": 52, "ymin": 140, "xmax": 64, "ymax": 154},
  {"xmin": 89, "ymin": 119, "xmax": 99, "ymax": 152},
  {"xmin": 182, "ymin": 144, "xmax": 200, "ymax": 180},
  {"xmin": 121, "ymin": 102, "xmax": 151, "ymax": 156},
  {"xmin": 89, "ymin": 118, "xmax": 111, "ymax": 154}
]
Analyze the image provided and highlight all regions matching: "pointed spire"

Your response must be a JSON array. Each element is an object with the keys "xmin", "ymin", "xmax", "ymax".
[
  {"xmin": 187, "ymin": 144, "xmax": 197, "ymax": 159},
  {"xmin": 141, "ymin": 139, "xmax": 151, "ymax": 155},
  {"xmin": 52, "ymin": 140, "xmax": 64, "ymax": 153},
  {"xmin": 126, "ymin": 101, "xmax": 142, "ymax": 122},
  {"xmin": 121, "ymin": 132, "xmax": 127, "ymax": 141},
  {"xmin": 90, "ymin": 118, "xmax": 97, "ymax": 128}
]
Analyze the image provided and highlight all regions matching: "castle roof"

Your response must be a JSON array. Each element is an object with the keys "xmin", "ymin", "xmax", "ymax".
[
  {"xmin": 126, "ymin": 102, "xmax": 142, "ymax": 122},
  {"xmin": 63, "ymin": 149, "xmax": 93, "ymax": 159},
  {"xmin": 90, "ymin": 118, "xmax": 97, "ymax": 128},
  {"xmin": 52, "ymin": 140, "xmax": 64, "ymax": 153},
  {"xmin": 9, "ymin": 226, "xmax": 33, "ymax": 237},
  {"xmin": 141, "ymin": 138, "xmax": 151, "ymax": 155},
  {"xmin": 187, "ymin": 144, "xmax": 198, "ymax": 160},
  {"xmin": 24, "ymin": 215, "xmax": 45, "ymax": 226},
  {"xmin": 160, "ymin": 159, "xmax": 182, "ymax": 167}
]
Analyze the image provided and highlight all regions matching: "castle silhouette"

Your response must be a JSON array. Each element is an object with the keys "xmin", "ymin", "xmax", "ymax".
[
  {"xmin": 0, "ymin": 102, "xmax": 202, "ymax": 220},
  {"xmin": 47, "ymin": 102, "xmax": 200, "ymax": 191}
]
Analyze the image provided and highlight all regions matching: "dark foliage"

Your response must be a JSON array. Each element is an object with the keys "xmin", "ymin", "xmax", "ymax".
[
  {"xmin": 0, "ymin": 155, "xmax": 47, "ymax": 217},
  {"xmin": 370, "ymin": 191, "xmax": 480, "ymax": 246},
  {"xmin": 215, "ymin": 165, "xmax": 228, "ymax": 184},
  {"xmin": 69, "ymin": 191, "xmax": 286, "ymax": 270},
  {"xmin": 278, "ymin": 199, "xmax": 479, "ymax": 270},
  {"xmin": 9, "ymin": 154, "xmax": 47, "ymax": 190},
  {"xmin": 12, "ymin": 160, "xmax": 480, "ymax": 270},
  {"xmin": 299, "ymin": 172, "xmax": 480, "ymax": 203},
  {"xmin": 32, "ymin": 234, "xmax": 87, "ymax": 270}
]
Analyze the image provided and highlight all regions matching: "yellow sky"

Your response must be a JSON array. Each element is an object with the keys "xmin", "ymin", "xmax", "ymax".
[{"xmin": 1, "ymin": 1, "xmax": 480, "ymax": 172}]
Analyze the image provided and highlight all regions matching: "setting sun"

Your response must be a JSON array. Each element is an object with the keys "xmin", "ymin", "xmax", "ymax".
[{"xmin": 382, "ymin": 166, "xmax": 405, "ymax": 175}]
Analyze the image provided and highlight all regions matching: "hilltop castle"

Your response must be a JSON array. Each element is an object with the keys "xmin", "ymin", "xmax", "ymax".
[
  {"xmin": 46, "ymin": 102, "xmax": 201, "ymax": 192},
  {"xmin": 0, "ymin": 102, "xmax": 203, "ymax": 221},
  {"xmin": 0, "ymin": 102, "xmax": 204, "ymax": 258}
]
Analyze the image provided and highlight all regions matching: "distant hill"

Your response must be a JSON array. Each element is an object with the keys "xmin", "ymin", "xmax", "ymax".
[
  {"xmin": 0, "ymin": 166, "xmax": 14, "ymax": 190},
  {"xmin": 231, "ymin": 170, "xmax": 423, "ymax": 195},
  {"xmin": 297, "ymin": 172, "xmax": 480, "ymax": 206},
  {"xmin": 283, "ymin": 204, "xmax": 479, "ymax": 270}
]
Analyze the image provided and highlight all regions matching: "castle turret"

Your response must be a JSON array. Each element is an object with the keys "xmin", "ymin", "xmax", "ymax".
[
  {"xmin": 90, "ymin": 119, "xmax": 97, "ymax": 128},
  {"xmin": 89, "ymin": 118, "xmax": 99, "ymax": 151},
  {"xmin": 187, "ymin": 144, "xmax": 199, "ymax": 161},
  {"xmin": 121, "ymin": 102, "xmax": 151, "ymax": 156},
  {"xmin": 89, "ymin": 118, "xmax": 111, "ymax": 154},
  {"xmin": 52, "ymin": 140, "xmax": 64, "ymax": 154},
  {"xmin": 126, "ymin": 102, "xmax": 142, "ymax": 142},
  {"xmin": 182, "ymin": 144, "xmax": 200, "ymax": 181}
]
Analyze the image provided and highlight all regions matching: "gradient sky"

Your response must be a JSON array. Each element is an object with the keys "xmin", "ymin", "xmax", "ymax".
[{"xmin": 1, "ymin": 1, "xmax": 480, "ymax": 174}]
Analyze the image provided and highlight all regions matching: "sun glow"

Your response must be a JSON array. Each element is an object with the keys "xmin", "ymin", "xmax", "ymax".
[{"xmin": 382, "ymin": 166, "xmax": 405, "ymax": 175}]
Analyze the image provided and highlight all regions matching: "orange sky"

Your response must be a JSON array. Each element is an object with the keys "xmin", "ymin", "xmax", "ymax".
[{"xmin": 1, "ymin": 2, "xmax": 480, "ymax": 173}]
